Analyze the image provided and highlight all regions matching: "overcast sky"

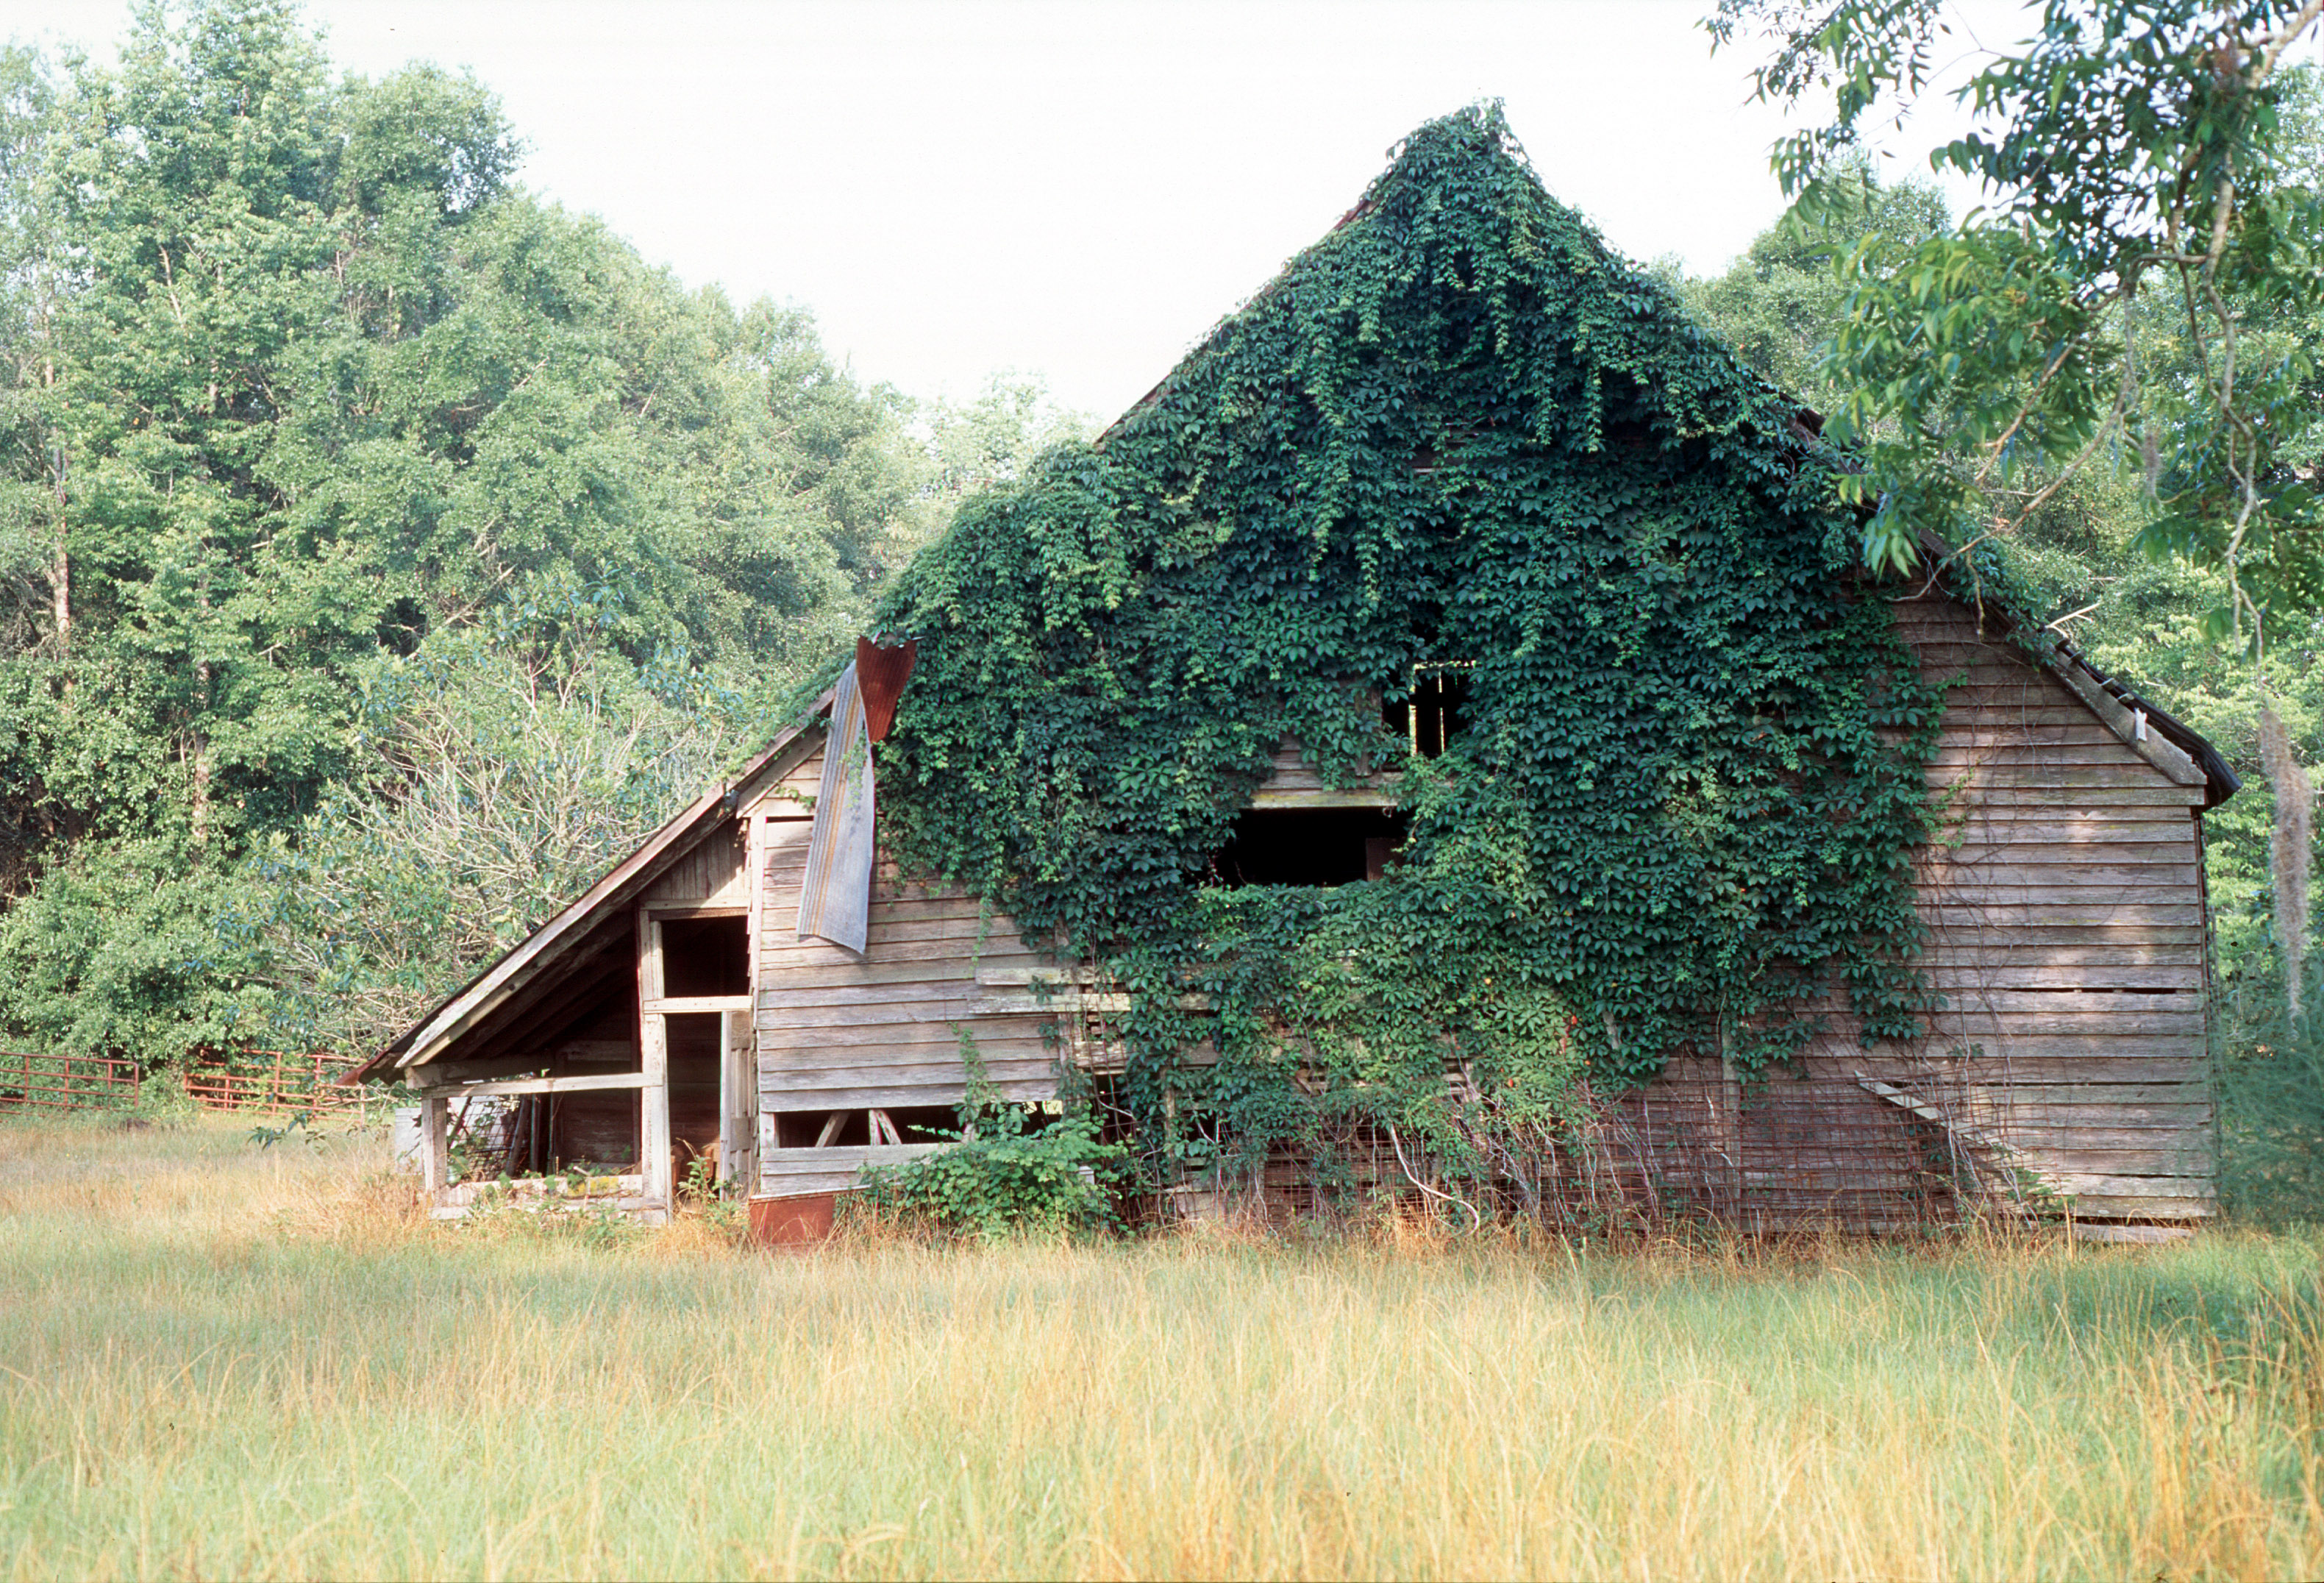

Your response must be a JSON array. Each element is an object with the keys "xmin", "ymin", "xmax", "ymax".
[{"xmin": 13, "ymin": 0, "xmax": 2041, "ymax": 419}]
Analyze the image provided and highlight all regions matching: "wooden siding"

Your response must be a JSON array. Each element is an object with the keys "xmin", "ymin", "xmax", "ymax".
[
  {"xmin": 752, "ymin": 747, "xmax": 1069, "ymax": 1194},
  {"xmin": 1252, "ymin": 739, "xmax": 1400, "ymax": 807},
  {"xmin": 641, "ymin": 818, "xmax": 749, "ymax": 908},
  {"xmin": 759, "ymin": 1143, "xmax": 948, "ymax": 1196},
  {"xmin": 1623, "ymin": 594, "xmax": 2214, "ymax": 1223}
]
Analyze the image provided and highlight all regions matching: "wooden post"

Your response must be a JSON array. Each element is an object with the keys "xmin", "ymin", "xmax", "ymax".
[
  {"xmin": 420, "ymin": 1093, "xmax": 449, "ymax": 1203},
  {"xmin": 722, "ymin": 1008, "xmax": 757, "ymax": 1192},
  {"xmin": 1716, "ymin": 1017, "xmax": 1744, "ymax": 1222},
  {"xmin": 641, "ymin": 1012, "xmax": 670, "ymax": 1220},
  {"xmin": 741, "ymin": 814, "xmax": 766, "ymax": 1195},
  {"xmin": 637, "ymin": 906, "xmax": 671, "ymax": 1221}
]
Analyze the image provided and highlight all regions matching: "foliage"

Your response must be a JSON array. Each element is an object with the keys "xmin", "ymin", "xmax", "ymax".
[
  {"xmin": 1680, "ymin": 154, "xmax": 1952, "ymax": 416},
  {"xmin": 0, "ymin": 1, "xmax": 985, "ymax": 1059},
  {"xmin": 2218, "ymin": 1006, "xmax": 2324, "ymax": 1224},
  {"xmin": 1707, "ymin": 0, "xmax": 2324, "ymax": 645},
  {"xmin": 244, "ymin": 584, "xmax": 743, "ymax": 1057},
  {"xmin": 857, "ymin": 1039, "xmax": 1128, "ymax": 1237},
  {"xmin": 870, "ymin": 106, "xmax": 1945, "ymax": 1194}
]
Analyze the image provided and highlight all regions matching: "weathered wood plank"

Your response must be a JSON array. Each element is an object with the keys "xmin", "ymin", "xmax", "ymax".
[
  {"xmin": 1928, "ymin": 781, "xmax": 2206, "ymax": 806},
  {"xmin": 1919, "ymin": 943, "xmax": 2206, "ymax": 968},
  {"xmin": 758, "ymin": 981, "xmax": 1059, "ymax": 1018},
  {"xmin": 2042, "ymin": 1170, "xmax": 2218, "ymax": 1198},
  {"xmin": 761, "ymin": 922, "xmax": 1046, "ymax": 958},
  {"xmin": 764, "ymin": 1079, "xmax": 1050, "ymax": 1109},
  {"xmin": 1925, "ymin": 768, "xmax": 2192, "ymax": 793},
  {"xmin": 413, "ymin": 1070, "xmax": 649, "ymax": 1100},
  {"xmin": 757, "ymin": 1142, "xmax": 944, "ymax": 1195},
  {"xmin": 1920, "ymin": 964, "xmax": 2205, "ymax": 992},
  {"xmin": 1922, "ymin": 842, "xmax": 2198, "ymax": 869},
  {"xmin": 760, "ymin": 1057, "xmax": 1052, "ymax": 1090},
  {"xmin": 1917, "ymin": 923, "xmax": 2209, "ymax": 947},
  {"xmin": 1920, "ymin": 904, "xmax": 2207, "ymax": 927},
  {"xmin": 1877, "ymin": 1056, "xmax": 2209, "ymax": 1083},
  {"xmin": 1922, "ymin": 822, "xmax": 2197, "ymax": 847},
  {"xmin": 762, "ymin": 957, "xmax": 1068, "ymax": 992},
  {"xmin": 1913, "ymin": 864, "xmax": 2201, "ymax": 890},
  {"xmin": 2067, "ymin": 1196, "xmax": 2216, "ymax": 1219},
  {"xmin": 760, "ymin": 1022, "xmax": 1058, "ymax": 1053},
  {"xmin": 1928, "ymin": 746, "xmax": 2158, "ymax": 769}
]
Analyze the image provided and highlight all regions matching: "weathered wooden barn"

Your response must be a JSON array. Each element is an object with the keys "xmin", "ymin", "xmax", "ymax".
[{"xmin": 352, "ymin": 111, "xmax": 2239, "ymax": 1234}]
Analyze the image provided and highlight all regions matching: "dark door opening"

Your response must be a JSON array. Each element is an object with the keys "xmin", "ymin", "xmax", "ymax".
[{"xmin": 1211, "ymin": 807, "xmax": 1408, "ymax": 887}]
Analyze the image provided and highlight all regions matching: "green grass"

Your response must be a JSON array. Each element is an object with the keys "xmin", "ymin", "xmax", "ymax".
[{"xmin": 1, "ymin": 1114, "xmax": 2319, "ymax": 1580}]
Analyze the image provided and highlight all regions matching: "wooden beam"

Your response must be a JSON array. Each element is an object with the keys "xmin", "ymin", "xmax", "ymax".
[
  {"xmin": 1247, "ymin": 788, "xmax": 1401, "ymax": 809},
  {"xmin": 413, "ymin": 1071, "xmax": 649, "ymax": 1100},
  {"xmin": 639, "ymin": 995, "xmax": 753, "ymax": 1014}
]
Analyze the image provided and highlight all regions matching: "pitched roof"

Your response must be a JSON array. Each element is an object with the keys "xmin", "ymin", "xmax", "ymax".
[{"xmin": 343, "ymin": 696, "xmax": 830, "ymax": 1084}]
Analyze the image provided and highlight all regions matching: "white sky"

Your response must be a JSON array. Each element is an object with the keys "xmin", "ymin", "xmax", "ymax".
[{"xmin": 16, "ymin": 0, "xmax": 2037, "ymax": 419}]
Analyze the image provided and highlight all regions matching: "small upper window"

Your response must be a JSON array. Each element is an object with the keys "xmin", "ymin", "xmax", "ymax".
[
  {"xmin": 1383, "ymin": 664, "xmax": 1472, "ymax": 758},
  {"xmin": 658, "ymin": 914, "xmax": 749, "ymax": 998}
]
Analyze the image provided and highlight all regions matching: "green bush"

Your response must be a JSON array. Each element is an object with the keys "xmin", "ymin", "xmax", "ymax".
[
  {"xmin": 857, "ymin": 1081, "xmax": 1127, "ymax": 1239},
  {"xmin": 2220, "ymin": 1009, "xmax": 2324, "ymax": 1227}
]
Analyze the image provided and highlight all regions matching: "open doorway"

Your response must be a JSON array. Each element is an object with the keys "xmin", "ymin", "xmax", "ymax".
[{"xmin": 639, "ymin": 907, "xmax": 757, "ymax": 1202}]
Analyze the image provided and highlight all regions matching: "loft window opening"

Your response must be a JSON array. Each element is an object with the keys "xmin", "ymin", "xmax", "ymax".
[
  {"xmin": 1383, "ymin": 663, "xmax": 1472, "ymax": 759},
  {"xmin": 658, "ymin": 914, "xmax": 748, "ymax": 999},
  {"xmin": 1211, "ymin": 807, "xmax": 1409, "ymax": 888}
]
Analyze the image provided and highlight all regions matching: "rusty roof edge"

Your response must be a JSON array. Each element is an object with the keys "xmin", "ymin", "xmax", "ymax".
[{"xmin": 343, "ymin": 694, "xmax": 835, "ymax": 1086}]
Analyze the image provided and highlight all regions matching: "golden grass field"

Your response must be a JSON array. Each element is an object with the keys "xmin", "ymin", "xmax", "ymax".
[{"xmin": 1, "ymin": 1111, "xmax": 2320, "ymax": 1581}]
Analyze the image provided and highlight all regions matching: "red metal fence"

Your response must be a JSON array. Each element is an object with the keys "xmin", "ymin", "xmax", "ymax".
[
  {"xmin": 184, "ymin": 1050, "xmax": 364, "ymax": 1116},
  {"xmin": 0, "ymin": 1050, "xmax": 366, "ymax": 1117},
  {"xmin": 0, "ymin": 1052, "xmax": 141, "ymax": 1111}
]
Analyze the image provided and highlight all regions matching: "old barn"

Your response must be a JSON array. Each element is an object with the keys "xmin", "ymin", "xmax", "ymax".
[{"xmin": 352, "ymin": 109, "xmax": 2238, "ymax": 1234}]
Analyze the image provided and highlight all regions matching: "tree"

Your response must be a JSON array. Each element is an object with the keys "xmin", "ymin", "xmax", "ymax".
[
  {"xmin": 1708, "ymin": 0, "xmax": 2324, "ymax": 636},
  {"xmin": 0, "ymin": 1, "xmax": 949, "ymax": 1059}
]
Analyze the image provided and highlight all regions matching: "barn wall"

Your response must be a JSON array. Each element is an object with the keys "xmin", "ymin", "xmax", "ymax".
[
  {"xmin": 1608, "ymin": 594, "xmax": 2215, "ymax": 1226},
  {"xmin": 747, "ymin": 743, "xmax": 1069, "ymax": 1196}
]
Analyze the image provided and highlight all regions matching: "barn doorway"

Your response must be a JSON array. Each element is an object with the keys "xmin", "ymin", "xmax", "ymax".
[{"xmin": 638, "ymin": 907, "xmax": 757, "ymax": 1205}]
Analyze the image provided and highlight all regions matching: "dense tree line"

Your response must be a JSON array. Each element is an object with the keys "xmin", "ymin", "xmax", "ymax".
[{"xmin": 0, "ymin": 1, "xmax": 1072, "ymax": 1058}]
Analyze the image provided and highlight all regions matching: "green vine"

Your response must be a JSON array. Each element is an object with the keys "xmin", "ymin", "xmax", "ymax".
[{"xmin": 869, "ymin": 105, "xmax": 1945, "ymax": 1193}]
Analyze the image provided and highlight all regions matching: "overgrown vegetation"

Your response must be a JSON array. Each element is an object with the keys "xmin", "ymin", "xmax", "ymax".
[
  {"xmin": 856, "ymin": 1042, "xmax": 1129, "ymax": 1238},
  {"xmin": 874, "ymin": 105, "xmax": 1947, "ymax": 1193},
  {"xmin": 4, "ymin": 1114, "xmax": 2324, "ymax": 1579}
]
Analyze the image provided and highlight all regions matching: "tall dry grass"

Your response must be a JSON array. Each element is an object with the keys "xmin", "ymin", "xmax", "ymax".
[{"xmin": 1, "ymin": 1113, "xmax": 2319, "ymax": 1580}]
